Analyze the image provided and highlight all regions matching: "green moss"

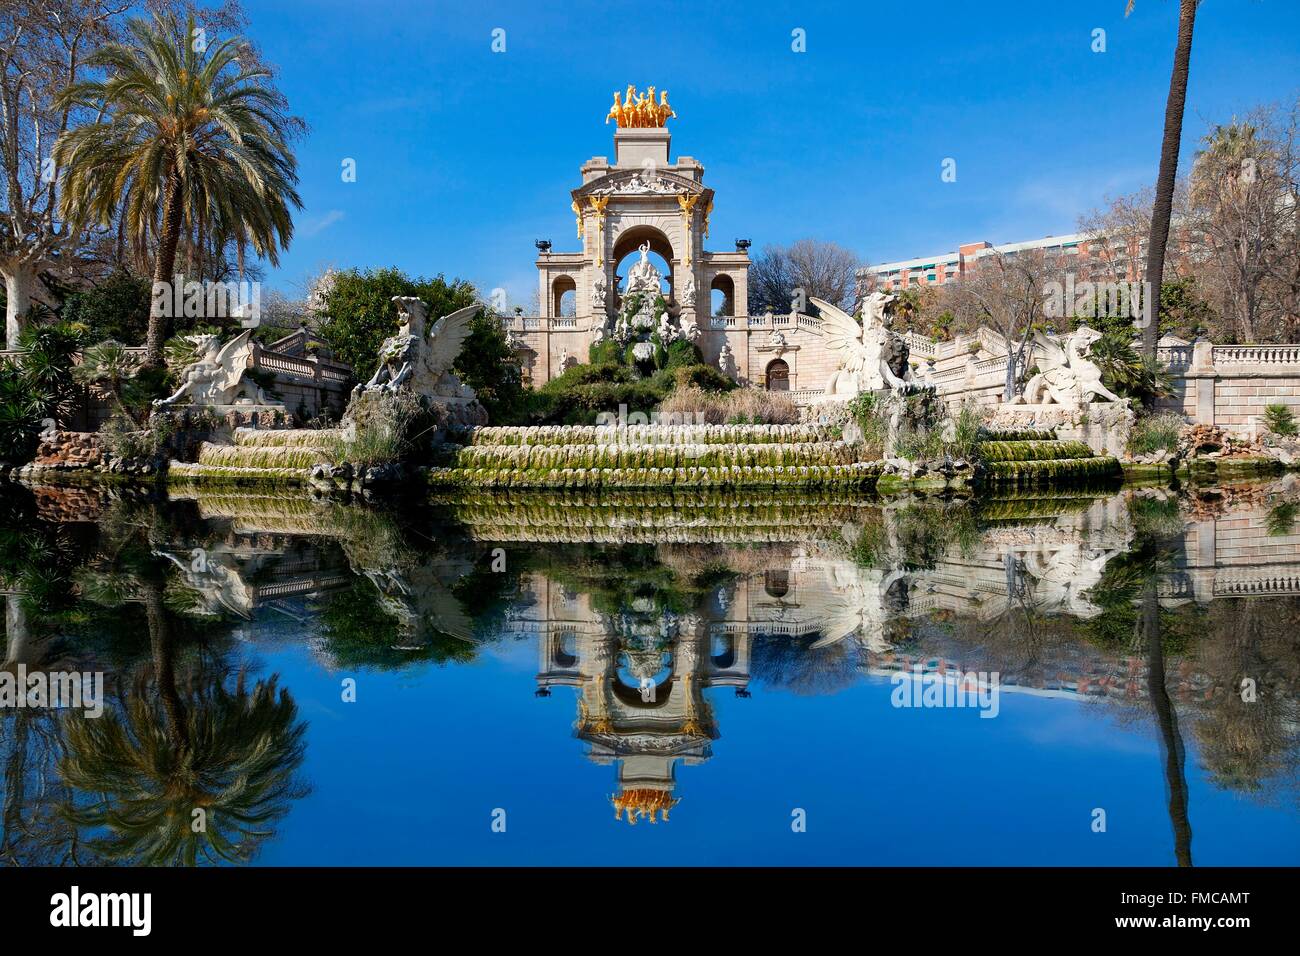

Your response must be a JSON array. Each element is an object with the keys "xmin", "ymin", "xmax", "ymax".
[
  {"xmin": 983, "ymin": 456, "xmax": 1122, "ymax": 488},
  {"xmin": 979, "ymin": 440, "xmax": 1095, "ymax": 463},
  {"xmin": 979, "ymin": 428, "xmax": 1057, "ymax": 442}
]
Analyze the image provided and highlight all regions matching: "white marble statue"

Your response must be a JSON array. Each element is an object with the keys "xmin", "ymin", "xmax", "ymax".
[
  {"xmin": 679, "ymin": 312, "xmax": 701, "ymax": 343},
  {"xmin": 657, "ymin": 309, "xmax": 678, "ymax": 344},
  {"xmin": 1016, "ymin": 325, "xmax": 1125, "ymax": 406},
  {"xmin": 814, "ymin": 293, "xmax": 915, "ymax": 398},
  {"xmin": 592, "ymin": 272, "xmax": 608, "ymax": 312},
  {"xmin": 154, "ymin": 329, "xmax": 276, "ymax": 408},
  {"xmin": 156, "ymin": 549, "xmax": 256, "ymax": 619},
  {"xmin": 718, "ymin": 342, "xmax": 737, "ymax": 379},
  {"xmin": 810, "ymin": 560, "xmax": 910, "ymax": 654},
  {"xmin": 680, "ymin": 274, "xmax": 697, "ymax": 308},
  {"xmin": 355, "ymin": 297, "xmax": 478, "ymax": 404},
  {"xmin": 624, "ymin": 242, "xmax": 663, "ymax": 297}
]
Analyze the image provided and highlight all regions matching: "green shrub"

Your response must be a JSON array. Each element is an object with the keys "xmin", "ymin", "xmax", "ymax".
[
  {"xmin": 664, "ymin": 339, "xmax": 702, "ymax": 370},
  {"xmin": 100, "ymin": 412, "xmax": 174, "ymax": 462},
  {"xmin": 948, "ymin": 402, "xmax": 984, "ymax": 460},
  {"xmin": 60, "ymin": 270, "xmax": 151, "ymax": 344},
  {"xmin": 326, "ymin": 390, "xmax": 440, "ymax": 468},
  {"xmin": 1263, "ymin": 403, "xmax": 1297, "ymax": 438},
  {"xmin": 670, "ymin": 362, "xmax": 735, "ymax": 393},
  {"xmin": 588, "ymin": 339, "xmax": 623, "ymax": 364},
  {"xmin": 0, "ymin": 322, "xmax": 85, "ymax": 465},
  {"xmin": 453, "ymin": 309, "xmax": 526, "ymax": 424},
  {"xmin": 16, "ymin": 323, "xmax": 82, "ymax": 420},
  {"xmin": 1128, "ymin": 411, "xmax": 1183, "ymax": 456},
  {"xmin": 0, "ymin": 360, "xmax": 48, "ymax": 464},
  {"xmin": 1089, "ymin": 332, "xmax": 1172, "ymax": 403},
  {"xmin": 522, "ymin": 354, "xmax": 733, "ymax": 426},
  {"xmin": 1265, "ymin": 501, "xmax": 1299, "ymax": 537},
  {"xmin": 846, "ymin": 393, "xmax": 888, "ymax": 454}
]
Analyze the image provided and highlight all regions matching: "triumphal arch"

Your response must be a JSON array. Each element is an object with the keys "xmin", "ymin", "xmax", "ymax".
[{"xmin": 514, "ymin": 87, "xmax": 751, "ymax": 384}]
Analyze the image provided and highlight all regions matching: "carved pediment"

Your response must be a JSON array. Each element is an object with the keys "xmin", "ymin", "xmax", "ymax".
[{"xmin": 575, "ymin": 169, "xmax": 707, "ymax": 202}]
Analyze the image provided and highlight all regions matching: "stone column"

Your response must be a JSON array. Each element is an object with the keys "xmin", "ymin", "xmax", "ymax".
[
  {"xmin": 677, "ymin": 195, "xmax": 699, "ymax": 268},
  {"xmin": 1187, "ymin": 518, "xmax": 1217, "ymax": 603},
  {"xmin": 588, "ymin": 197, "xmax": 608, "ymax": 269},
  {"xmin": 1190, "ymin": 337, "xmax": 1217, "ymax": 426},
  {"xmin": 734, "ymin": 269, "xmax": 749, "ymax": 318},
  {"xmin": 675, "ymin": 259, "xmax": 698, "ymax": 340}
]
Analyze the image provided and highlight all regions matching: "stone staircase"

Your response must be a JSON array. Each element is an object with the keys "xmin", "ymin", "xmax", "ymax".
[{"xmin": 976, "ymin": 429, "xmax": 1121, "ymax": 488}]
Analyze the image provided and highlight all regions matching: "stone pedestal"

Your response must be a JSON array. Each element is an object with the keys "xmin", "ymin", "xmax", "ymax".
[{"xmin": 615, "ymin": 128, "xmax": 670, "ymax": 168}]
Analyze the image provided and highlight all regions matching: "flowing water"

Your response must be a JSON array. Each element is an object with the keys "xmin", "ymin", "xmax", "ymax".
[{"xmin": 2, "ymin": 481, "xmax": 1298, "ymax": 866}]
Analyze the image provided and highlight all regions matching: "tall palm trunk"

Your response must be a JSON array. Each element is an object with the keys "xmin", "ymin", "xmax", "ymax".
[
  {"xmin": 1143, "ymin": 577, "xmax": 1193, "ymax": 866},
  {"xmin": 147, "ymin": 175, "xmax": 185, "ymax": 367},
  {"xmin": 1141, "ymin": 0, "xmax": 1199, "ymax": 366},
  {"xmin": 143, "ymin": 579, "xmax": 189, "ymax": 751}
]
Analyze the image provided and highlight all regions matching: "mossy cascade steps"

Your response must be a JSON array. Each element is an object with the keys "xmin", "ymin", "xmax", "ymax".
[
  {"xmin": 975, "ymin": 489, "xmax": 1115, "ymax": 522},
  {"xmin": 976, "ymin": 428, "xmax": 1121, "ymax": 488},
  {"xmin": 167, "ymin": 427, "xmax": 336, "ymax": 485},
  {"xmin": 427, "ymin": 424, "xmax": 882, "ymax": 490},
  {"xmin": 431, "ymin": 488, "xmax": 882, "ymax": 543}
]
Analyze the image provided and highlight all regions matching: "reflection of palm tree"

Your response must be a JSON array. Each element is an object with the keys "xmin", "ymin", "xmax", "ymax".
[
  {"xmin": 1143, "ymin": 575, "xmax": 1192, "ymax": 866},
  {"xmin": 59, "ymin": 667, "xmax": 308, "ymax": 866},
  {"xmin": 63, "ymin": 503, "xmax": 309, "ymax": 864}
]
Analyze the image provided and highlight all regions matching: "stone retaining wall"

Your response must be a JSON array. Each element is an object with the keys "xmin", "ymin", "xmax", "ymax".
[{"xmin": 927, "ymin": 337, "xmax": 1300, "ymax": 437}]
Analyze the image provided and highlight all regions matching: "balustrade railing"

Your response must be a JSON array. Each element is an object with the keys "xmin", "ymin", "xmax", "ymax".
[
  {"xmin": 1212, "ymin": 344, "xmax": 1300, "ymax": 366},
  {"xmin": 788, "ymin": 387, "xmax": 824, "ymax": 407},
  {"xmin": 1157, "ymin": 345, "xmax": 1193, "ymax": 369},
  {"xmin": 973, "ymin": 355, "xmax": 1009, "ymax": 373},
  {"xmin": 903, "ymin": 332, "xmax": 937, "ymax": 357}
]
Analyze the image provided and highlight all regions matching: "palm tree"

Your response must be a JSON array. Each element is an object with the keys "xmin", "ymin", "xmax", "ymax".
[
  {"xmin": 53, "ymin": 13, "xmax": 301, "ymax": 368},
  {"xmin": 1130, "ymin": 0, "xmax": 1201, "ymax": 366}
]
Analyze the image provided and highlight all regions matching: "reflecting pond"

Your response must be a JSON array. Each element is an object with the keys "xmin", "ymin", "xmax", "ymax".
[{"xmin": 2, "ymin": 481, "xmax": 1299, "ymax": 865}]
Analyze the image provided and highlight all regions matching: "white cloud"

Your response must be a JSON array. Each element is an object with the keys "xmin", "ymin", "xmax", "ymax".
[{"xmin": 299, "ymin": 209, "xmax": 345, "ymax": 239}]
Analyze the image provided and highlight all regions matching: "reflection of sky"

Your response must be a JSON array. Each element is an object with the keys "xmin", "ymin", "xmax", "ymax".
[{"xmin": 253, "ymin": 639, "xmax": 1300, "ymax": 867}]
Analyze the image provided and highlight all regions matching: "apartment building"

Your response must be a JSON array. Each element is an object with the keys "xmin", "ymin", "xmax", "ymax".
[{"xmin": 861, "ymin": 232, "xmax": 1144, "ymax": 292}]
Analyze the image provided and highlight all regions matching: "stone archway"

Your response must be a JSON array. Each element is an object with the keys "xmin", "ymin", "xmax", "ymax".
[
  {"xmin": 551, "ymin": 275, "xmax": 577, "ymax": 316},
  {"xmin": 611, "ymin": 224, "xmax": 675, "ymax": 305},
  {"xmin": 710, "ymin": 274, "xmax": 735, "ymax": 316},
  {"xmin": 765, "ymin": 358, "xmax": 790, "ymax": 391}
]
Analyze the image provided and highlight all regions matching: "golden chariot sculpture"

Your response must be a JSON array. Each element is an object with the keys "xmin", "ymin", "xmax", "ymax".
[{"xmin": 605, "ymin": 84, "xmax": 676, "ymax": 128}]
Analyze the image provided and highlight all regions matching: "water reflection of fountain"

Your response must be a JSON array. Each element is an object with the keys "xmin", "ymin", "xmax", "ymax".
[{"xmin": 21, "ymin": 482, "xmax": 1299, "ymax": 835}]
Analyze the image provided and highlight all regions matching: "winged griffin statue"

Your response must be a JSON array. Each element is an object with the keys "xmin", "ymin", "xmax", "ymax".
[
  {"xmin": 356, "ymin": 297, "xmax": 480, "ymax": 406},
  {"xmin": 815, "ymin": 292, "xmax": 919, "ymax": 398},
  {"xmin": 1015, "ymin": 326, "xmax": 1124, "ymax": 406},
  {"xmin": 155, "ymin": 329, "xmax": 277, "ymax": 408}
]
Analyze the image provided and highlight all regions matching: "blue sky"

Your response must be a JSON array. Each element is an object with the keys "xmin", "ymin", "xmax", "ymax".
[{"xmin": 241, "ymin": 0, "xmax": 1300, "ymax": 306}]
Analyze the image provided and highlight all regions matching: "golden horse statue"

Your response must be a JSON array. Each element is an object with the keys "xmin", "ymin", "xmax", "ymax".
[{"xmin": 606, "ymin": 85, "xmax": 676, "ymax": 128}]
